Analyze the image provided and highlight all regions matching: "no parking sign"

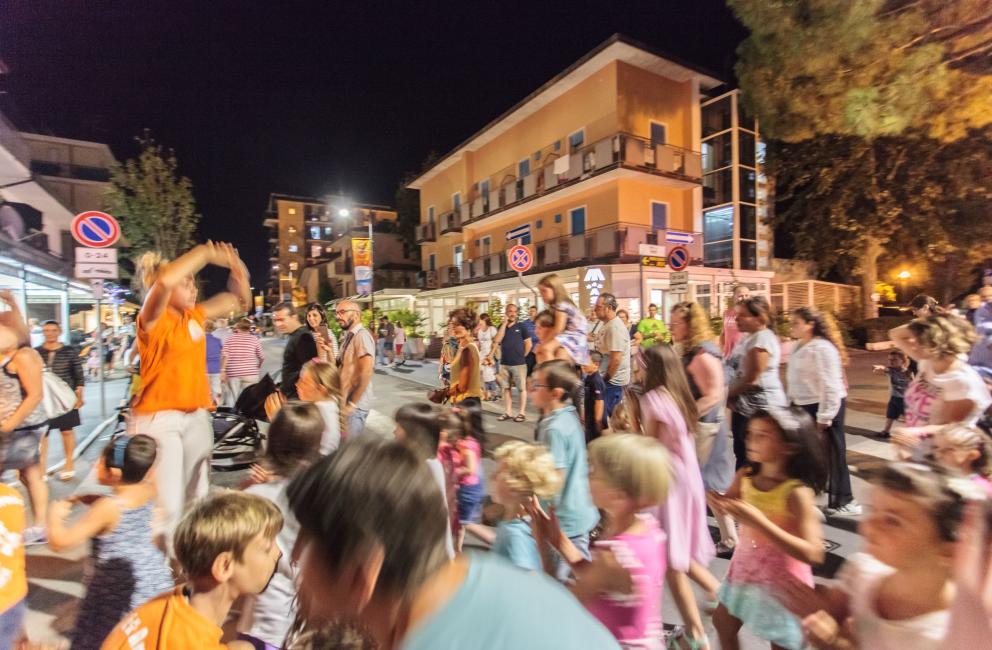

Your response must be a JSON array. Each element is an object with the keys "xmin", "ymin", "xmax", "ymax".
[
  {"xmin": 71, "ymin": 211, "xmax": 121, "ymax": 248},
  {"xmin": 507, "ymin": 245, "xmax": 533, "ymax": 273}
]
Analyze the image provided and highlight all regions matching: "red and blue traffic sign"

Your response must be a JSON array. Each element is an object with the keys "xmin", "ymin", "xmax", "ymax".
[
  {"xmin": 71, "ymin": 211, "xmax": 120, "ymax": 248},
  {"xmin": 667, "ymin": 245, "xmax": 690, "ymax": 271},
  {"xmin": 507, "ymin": 244, "xmax": 533, "ymax": 273}
]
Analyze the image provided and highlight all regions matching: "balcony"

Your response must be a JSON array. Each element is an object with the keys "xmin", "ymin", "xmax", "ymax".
[
  {"xmin": 415, "ymin": 222, "xmax": 437, "ymax": 243},
  {"xmin": 438, "ymin": 265, "xmax": 461, "ymax": 287},
  {"xmin": 30, "ymin": 160, "xmax": 111, "ymax": 182},
  {"xmin": 439, "ymin": 210, "xmax": 463, "ymax": 235},
  {"xmin": 430, "ymin": 222, "xmax": 703, "ymax": 288},
  {"xmin": 414, "ymin": 132, "xmax": 702, "ymax": 240},
  {"xmin": 416, "ymin": 270, "xmax": 440, "ymax": 289}
]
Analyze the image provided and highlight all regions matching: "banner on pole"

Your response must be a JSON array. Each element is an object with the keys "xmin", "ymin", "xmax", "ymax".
[{"xmin": 352, "ymin": 238, "xmax": 373, "ymax": 296}]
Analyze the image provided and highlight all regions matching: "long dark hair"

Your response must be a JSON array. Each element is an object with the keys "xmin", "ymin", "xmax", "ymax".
[
  {"xmin": 642, "ymin": 344, "xmax": 699, "ymax": 434},
  {"xmin": 305, "ymin": 303, "xmax": 328, "ymax": 329},
  {"xmin": 791, "ymin": 306, "xmax": 849, "ymax": 366},
  {"xmin": 748, "ymin": 407, "xmax": 828, "ymax": 493},
  {"xmin": 739, "ymin": 295, "xmax": 772, "ymax": 328}
]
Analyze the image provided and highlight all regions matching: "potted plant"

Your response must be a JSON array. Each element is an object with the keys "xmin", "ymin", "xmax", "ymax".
[{"xmin": 388, "ymin": 309, "xmax": 429, "ymax": 360}]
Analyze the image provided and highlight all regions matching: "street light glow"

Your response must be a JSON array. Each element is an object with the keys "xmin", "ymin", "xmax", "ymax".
[
  {"xmin": 338, "ymin": 208, "xmax": 350, "ymax": 218},
  {"xmin": 897, "ymin": 270, "xmax": 911, "ymax": 280}
]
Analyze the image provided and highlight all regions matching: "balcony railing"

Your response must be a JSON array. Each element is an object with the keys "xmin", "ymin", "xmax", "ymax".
[
  {"xmin": 415, "ymin": 222, "xmax": 437, "ymax": 243},
  {"xmin": 439, "ymin": 210, "xmax": 463, "ymax": 235},
  {"xmin": 419, "ymin": 132, "xmax": 702, "ymax": 235},
  {"xmin": 427, "ymin": 222, "xmax": 703, "ymax": 288}
]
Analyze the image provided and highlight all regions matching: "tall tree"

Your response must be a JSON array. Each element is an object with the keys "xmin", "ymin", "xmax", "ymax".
[
  {"xmin": 104, "ymin": 133, "xmax": 200, "ymax": 260},
  {"xmin": 730, "ymin": 0, "xmax": 992, "ymax": 142},
  {"xmin": 730, "ymin": 0, "xmax": 992, "ymax": 316}
]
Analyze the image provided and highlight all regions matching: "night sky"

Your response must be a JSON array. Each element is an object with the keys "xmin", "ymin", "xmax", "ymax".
[{"xmin": 0, "ymin": 1, "xmax": 745, "ymax": 286}]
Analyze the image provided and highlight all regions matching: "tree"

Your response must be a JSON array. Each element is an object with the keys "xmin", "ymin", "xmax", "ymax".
[
  {"xmin": 317, "ymin": 270, "xmax": 336, "ymax": 305},
  {"xmin": 104, "ymin": 133, "xmax": 200, "ymax": 260},
  {"xmin": 769, "ymin": 128, "xmax": 992, "ymax": 314},
  {"xmin": 729, "ymin": 0, "xmax": 992, "ymax": 142}
]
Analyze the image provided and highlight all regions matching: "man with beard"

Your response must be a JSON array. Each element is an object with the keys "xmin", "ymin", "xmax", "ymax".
[{"xmin": 335, "ymin": 299, "xmax": 375, "ymax": 437}]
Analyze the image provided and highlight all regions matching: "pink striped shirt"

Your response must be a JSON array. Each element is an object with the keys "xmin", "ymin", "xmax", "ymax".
[{"xmin": 222, "ymin": 332, "xmax": 264, "ymax": 378}]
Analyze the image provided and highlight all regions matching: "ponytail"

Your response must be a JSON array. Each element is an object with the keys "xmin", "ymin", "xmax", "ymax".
[
  {"xmin": 301, "ymin": 360, "xmax": 346, "ymax": 439},
  {"xmin": 135, "ymin": 251, "xmax": 167, "ymax": 297}
]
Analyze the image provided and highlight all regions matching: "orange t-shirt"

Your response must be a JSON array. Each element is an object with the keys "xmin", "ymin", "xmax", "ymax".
[
  {"xmin": 133, "ymin": 305, "xmax": 212, "ymax": 414},
  {"xmin": 100, "ymin": 585, "xmax": 225, "ymax": 650},
  {"xmin": 0, "ymin": 484, "xmax": 26, "ymax": 614}
]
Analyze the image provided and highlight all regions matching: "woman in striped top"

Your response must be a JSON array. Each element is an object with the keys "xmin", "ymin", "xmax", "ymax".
[
  {"xmin": 36, "ymin": 320, "xmax": 84, "ymax": 481},
  {"xmin": 221, "ymin": 319, "xmax": 264, "ymax": 406}
]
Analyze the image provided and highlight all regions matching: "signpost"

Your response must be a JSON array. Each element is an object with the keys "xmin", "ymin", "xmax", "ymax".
[
  {"xmin": 507, "ymin": 244, "xmax": 537, "ymax": 304},
  {"xmin": 670, "ymin": 271, "xmax": 689, "ymax": 294},
  {"xmin": 640, "ymin": 256, "xmax": 667, "ymax": 268},
  {"xmin": 71, "ymin": 211, "xmax": 121, "ymax": 419},
  {"xmin": 638, "ymin": 243, "xmax": 666, "ymax": 257},
  {"xmin": 667, "ymin": 245, "xmax": 690, "ymax": 272}
]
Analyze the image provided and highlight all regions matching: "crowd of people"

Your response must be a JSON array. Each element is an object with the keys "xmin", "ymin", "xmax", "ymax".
[{"xmin": 3, "ymin": 249, "xmax": 992, "ymax": 648}]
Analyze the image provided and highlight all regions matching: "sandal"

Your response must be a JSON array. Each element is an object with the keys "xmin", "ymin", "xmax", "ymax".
[
  {"xmin": 59, "ymin": 470, "xmax": 75, "ymax": 481},
  {"xmin": 513, "ymin": 414, "xmax": 526, "ymax": 422},
  {"xmin": 497, "ymin": 414, "xmax": 512, "ymax": 421}
]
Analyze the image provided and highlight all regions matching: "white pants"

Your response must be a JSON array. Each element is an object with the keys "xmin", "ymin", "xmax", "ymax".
[
  {"xmin": 129, "ymin": 409, "xmax": 212, "ymax": 554},
  {"xmin": 208, "ymin": 374, "xmax": 223, "ymax": 406},
  {"xmin": 225, "ymin": 375, "xmax": 259, "ymax": 407}
]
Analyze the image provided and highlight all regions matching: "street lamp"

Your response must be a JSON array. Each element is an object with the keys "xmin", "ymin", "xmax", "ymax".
[
  {"xmin": 897, "ymin": 270, "xmax": 911, "ymax": 302},
  {"xmin": 335, "ymin": 205, "xmax": 375, "ymax": 316}
]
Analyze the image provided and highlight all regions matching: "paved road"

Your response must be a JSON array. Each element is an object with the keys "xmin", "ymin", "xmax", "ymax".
[{"xmin": 23, "ymin": 336, "xmax": 897, "ymax": 647}]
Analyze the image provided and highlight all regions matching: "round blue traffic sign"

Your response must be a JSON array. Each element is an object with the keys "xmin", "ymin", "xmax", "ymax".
[
  {"xmin": 71, "ymin": 211, "xmax": 120, "ymax": 248},
  {"xmin": 507, "ymin": 245, "xmax": 533, "ymax": 273},
  {"xmin": 668, "ymin": 245, "xmax": 689, "ymax": 271}
]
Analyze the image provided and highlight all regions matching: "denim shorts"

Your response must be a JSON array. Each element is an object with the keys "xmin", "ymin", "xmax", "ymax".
[
  {"xmin": 457, "ymin": 481, "xmax": 484, "ymax": 524},
  {"xmin": 3, "ymin": 424, "xmax": 43, "ymax": 471}
]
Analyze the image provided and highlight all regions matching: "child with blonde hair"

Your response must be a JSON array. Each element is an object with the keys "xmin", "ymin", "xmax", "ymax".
[
  {"xmin": 530, "ymin": 433, "xmax": 671, "ymax": 648},
  {"xmin": 537, "ymin": 273, "xmax": 589, "ymax": 365},
  {"xmin": 933, "ymin": 424, "xmax": 992, "ymax": 496},
  {"xmin": 471, "ymin": 441, "xmax": 561, "ymax": 571},
  {"xmin": 266, "ymin": 359, "xmax": 343, "ymax": 455}
]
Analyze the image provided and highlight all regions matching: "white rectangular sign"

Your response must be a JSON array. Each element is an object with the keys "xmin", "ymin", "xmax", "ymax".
[
  {"xmin": 75, "ymin": 247, "xmax": 118, "ymax": 263},
  {"xmin": 505, "ymin": 224, "xmax": 531, "ymax": 241},
  {"xmin": 665, "ymin": 230, "xmax": 695, "ymax": 245},
  {"xmin": 75, "ymin": 263, "xmax": 119, "ymax": 280},
  {"xmin": 670, "ymin": 271, "xmax": 688, "ymax": 294},
  {"xmin": 638, "ymin": 243, "xmax": 666, "ymax": 257}
]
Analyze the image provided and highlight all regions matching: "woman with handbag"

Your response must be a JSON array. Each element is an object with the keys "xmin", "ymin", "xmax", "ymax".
[
  {"xmin": 0, "ymin": 290, "xmax": 49, "ymax": 545},
  {"xmin": 670, "ymin": 301, "xmax": 737, "ymax": 554},
  {"xmin": 446, "ymin": 308, "xmax": 484, "ymax": 409},
  {"xmin": 36, "ymin": 320, "xmax": 84, "ymax": 481},
  {"xmin": 725, "ymin": 295, "xmax": 787, "ymax": 469}
]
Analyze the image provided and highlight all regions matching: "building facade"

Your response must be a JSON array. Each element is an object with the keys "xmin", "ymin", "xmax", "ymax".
[
  {"xmin": 264, "ymin": 193, "xmax": 416, "ymax": 304},
  {"xmin": 408, "ymin": 35, "xmax": 774, "ymax": 334}
]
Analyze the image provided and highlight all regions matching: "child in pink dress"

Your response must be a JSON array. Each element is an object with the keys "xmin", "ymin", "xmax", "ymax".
[
  {"xmin": 638, "ymin": 345, "xmax": 718, "ymax": 649},
  {"xmin": 530, "ymin": 433, "xmax": 671, "ymax": 649},
  {"xmin": 710, "ymin": 407, "xmax": 828, "ymax": 650}
]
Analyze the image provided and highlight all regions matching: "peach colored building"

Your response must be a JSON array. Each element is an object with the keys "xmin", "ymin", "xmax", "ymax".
[{"xmin": 408, "ymin": 35, "xmax": 773, "ymax": 333}]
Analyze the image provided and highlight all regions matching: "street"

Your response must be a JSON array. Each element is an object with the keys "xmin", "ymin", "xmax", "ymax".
[{"xmin": 21, "ymin": 337, "xmax": 898, "ymax": 647}]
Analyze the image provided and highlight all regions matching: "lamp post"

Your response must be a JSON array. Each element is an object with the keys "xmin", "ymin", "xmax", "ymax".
[
  {"xmin": 897, "ymin": 270, "xmax": 911, "ymax": 302},
  {"xmin": 338, "ymin": 207, "xmax": 375, "ymax": 316}
]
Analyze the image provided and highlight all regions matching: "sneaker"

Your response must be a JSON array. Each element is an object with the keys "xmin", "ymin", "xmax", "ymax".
[
  {"xmin": 828, "ymin": 501, "xmax": 862, "ymax": 517},
  {"xmin": 22, "ymin": 526, "xmax": 47, "ymax": 546},
  {"xmin": 877, "ymin": 431, "xmax": 891, "ymax": 439}
]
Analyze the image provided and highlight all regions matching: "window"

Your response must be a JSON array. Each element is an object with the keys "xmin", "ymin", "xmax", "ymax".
[
  {"xmin": 703, "ymin": 168, "xmax": 733, "ymax": 207},
  {"xmin": 650, "ymin": 202, "xmax": 668, "ymax": 230},
  {"xmin": 311, "ymin": 244, "xmax": 322, "ymax": 257},
  {"xmin": 309, "ymin": 226, "xmax": 321, "ymax": 240},
  {"xmin": 536, "ymin": 219, "xmax": 542, "ymax": 229},
  {"xmin": 554, "ymin": 214, "xmax": 562, "ymax": 223},
  {"xmin": 452, "ymin": 193, "xmax": 461, "ymax": 210},
  {"xmin": 534, "ymin": 150, "xmax": 541, "ymax": 161},
  {"xmin": 701, "ymin": 132, "xmax": 732, "ymax": 173},
  {"xmin": 702, "ymin": 96, "xmax": 732, "ymax": 136},
  {"xmin": 703, "ymin": 241, "xmax": 733, "ymax": 268},
  {"xmin": 650, "ymin": 122, "xmax": 667, "ymax": 145},
  {"xmin": 739, "ymin": 168, "xmax": 757, "ymax": 203},
  {"xmin": 569, "ymin": 207, "xmax": 586, "ymax": 235},
  {"xmin": 287, "ymin": 226, "xmax": 297, "ymax": 234},
  {"xmin": 703, "ymin": 206, "xmax": 734, "ymax": 242},
  {"xmin": 287, "ymin": 244, "xmax": 299, "ymax": 253},
  {"xmin": 428, "ymin": 254, "xmax": 436, "ymax": 271},
  {"xmin": 739, "ymin": 241, "xmax": 757, "ymax": 271},
  {"xmin": 428, "ymin": 205, "xmax": 435, "ymax": 223},
  {"xmin": 740, "ymin": 204, "xmax": 757, "ymax": 240},
  {"xmin": 518, "ymin": 158, "xmax": 530, "ymax": 177},
  {"xmin": 480, "ymin": 236, "xmax": 491, "ymax": 255},
  {"xmin": 568, "ymin": 129, "xmax": 585, "ymax": 150},
  {"xmin": 739, "ymin": 131, "xmax": 756, "ymax": 167},
  {"xmin": 554, "ymin": 140, "xmax": 561, "ymax": 151},
  {"xmin": 288, "ymin": 208, "xmax": 296, "ymax": 215},
  {"xmin": 324, "ymin": 227, "xmax": 333, "ymax": 236},
  {"xmin": 289, "ymin": 261, "xmax": 299, "ymax": 271},
  {"xmin": 479, "ymin": 179, "xmax": 489, "ymax": 197},
  {"xmin": 454, "ymin": 245, "xmax": 463, "ymax": 268}
]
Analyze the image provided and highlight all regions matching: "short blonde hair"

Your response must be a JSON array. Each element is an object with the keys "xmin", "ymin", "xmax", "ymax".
[
  {"xmin": 174, "ymin": 491, "xmax": 283, "ymax": 580},
  {"xmin": 908, "ymin": 314, "xmax": 978, "ymax": 358},
  {"xmin": 938, "ymin": 424, "xmax": 992, "ymax": 478},
  {"xmin": 492, "ymin": 441, "xmax": 562, "ymax": 499},
  {"xmin": 588, "ymin": 434, "xmax": 671, "ymax": 508},
  {"xmin": 671, "ymin": 301, "xmax": 715, "ymax": 350}
]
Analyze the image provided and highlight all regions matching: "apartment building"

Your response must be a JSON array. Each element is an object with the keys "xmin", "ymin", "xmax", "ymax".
[
  {"xmin": 264, "ymin": 193, "xmax": 416, "ymax": 304},
  {"xmin": 408, "ymin": 35, "xmax": 774, "ymax": 334}
]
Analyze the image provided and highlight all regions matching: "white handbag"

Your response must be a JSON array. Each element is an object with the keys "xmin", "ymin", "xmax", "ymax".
[{"xmin": 41, "ymin": 368, "xmax": 77, "ymax": 419}]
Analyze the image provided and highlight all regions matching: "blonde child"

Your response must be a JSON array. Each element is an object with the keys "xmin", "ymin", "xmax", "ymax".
[
  {"xmin": 711, "ymin": 407, "xmax": 828, "ymax": 650},
  {"xmin": 530, "ymin": 434, "xmax": 671, "ymax": 648},
  {"xmin": 933, "ymin": 424, "xmax": 992, "ymax": 496},
  {"xmin": 265, "ymin": 358, "xmax": 343, "ymax": 456},
  {"xmin": 537, "ymin": 273, "xmax": 589, "ymax": 366},
  {"xmin": 47, "ymin": 435, "xmax": 173, "ymax": 650},
  {"xmin": 470, "ymin": 441, "xmax": 561, "ymax": 571},
  {"xmin": 781, "ymin": 462, "xmax": 969, "ymax": 649}
]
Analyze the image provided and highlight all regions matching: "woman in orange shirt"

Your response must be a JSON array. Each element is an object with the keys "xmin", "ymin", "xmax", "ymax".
[{"xmin": 131, "ymin": 241, "xmax": 250, "ymax": 553}]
